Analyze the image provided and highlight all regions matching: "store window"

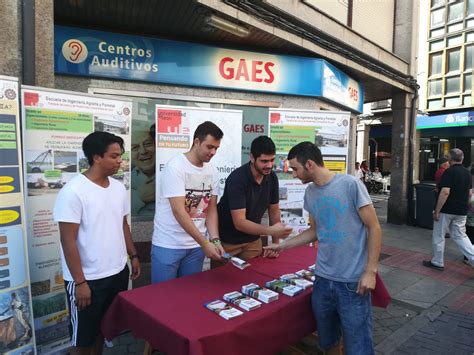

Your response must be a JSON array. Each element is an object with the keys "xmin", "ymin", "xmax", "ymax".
[
  {"xmin": 467, "ymin": 32, "xmax": 474, "ymax": 42},
  {"xmin": 431, "ymin": 0, "xmax": 445, "ymax": 7},
  {"xmin": 431, "ymin": 8, "xmax": 445, "ymax": 27},
  {"xmin": 429, "ymin": 79, "xmax": 443, "ymax": 96},
  {"xmin": 430, "ymin": 52, "xmax": 443, "ymax": 75},
  {"xmin": 447, "ymin": 49, "xmax": 461, "ymax": 72},
  {"xmin": 463, "ymin": 95, "xmax": 472, "ymax": 105},
  {"xmin": 430, "ymin": 40, "xmax": 445, "ymax": 50},
  {"xmin": 468, "ymin": 19, "xmax": 474, "ymax": 28},
  {"xmin": 448, "ymin": 2, "xmax": 463, "ymax": 22}
]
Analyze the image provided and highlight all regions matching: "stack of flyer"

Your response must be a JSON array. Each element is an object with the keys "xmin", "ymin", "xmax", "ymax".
[
  {"xmin": 265, "ymin": 279, "xmax": 304, "ymax": 296},
  {"xmin": 308, "ymin": 264, "xmax": 316, "ymax": 272},
  {"xmin": 280, "ymin": 273, "xmax": 313, "ymax": 289},
  {"xmin": 231, "ymin": 257, "xmax": 250, "ymax": 270},
  {"xmin": 204, "ymin": 300, "xmax": 244, "ymax": 320},
  {"xmin": 295, "ymin": 269, "xmax": 315, "ymax": 282},
  {"xmin": 223, "ymin": 291, "xmax": 262, "ymax": 311},
  {"xmin": 241, "ymin": 283, "xmax": 279, "ymax": 303}
]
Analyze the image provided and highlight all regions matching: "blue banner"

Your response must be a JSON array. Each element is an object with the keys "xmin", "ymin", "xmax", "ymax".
[
  {"xmin": 54, "ymin": 26, "xmax": 364, "ymax": 112},
  {"xmin": 416, "ymin": 111, "xmax": 474, "ymax": 129}
]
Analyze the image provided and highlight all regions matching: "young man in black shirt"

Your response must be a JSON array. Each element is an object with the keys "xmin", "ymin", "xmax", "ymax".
[
  {"xmin": 215, "ymin": 136, "xmax": 292, "ymax": 266},
  {"xmin": 423, "ymin": 148, "xmax": 474, "ymax": 270}
]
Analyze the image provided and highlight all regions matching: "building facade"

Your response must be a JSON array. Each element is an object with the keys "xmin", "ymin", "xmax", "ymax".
[{"xmin": 418, "ymin": 0, "xmax": 474, "ymax": 181}]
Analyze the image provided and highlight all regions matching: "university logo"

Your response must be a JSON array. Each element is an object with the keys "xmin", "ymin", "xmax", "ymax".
[{"xmin": 62, "ymin": 39, "xmax": 88, "ymax": 64}]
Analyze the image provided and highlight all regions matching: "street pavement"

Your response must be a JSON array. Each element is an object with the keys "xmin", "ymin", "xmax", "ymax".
[{"xmin": 103, "ymin": 193, "xmax": 474, "ymax": 354}]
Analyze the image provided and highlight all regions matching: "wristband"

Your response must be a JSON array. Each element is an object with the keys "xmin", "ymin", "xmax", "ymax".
[
  {"xmin": 130, "ymin": 254, "xmax": 139, "ymax": 261},
  {"xmin": 75, "ymin": 280, "xmax": 87, "ymax": 287}
]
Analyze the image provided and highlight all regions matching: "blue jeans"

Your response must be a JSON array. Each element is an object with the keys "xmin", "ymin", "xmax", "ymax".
[
  {"xmin": 311, "ymin": 276, "xmax": 374, "ymax": 355},
  {"xmin": 151, "ymin": 245, "xmax": 205, "ymax": 284}
]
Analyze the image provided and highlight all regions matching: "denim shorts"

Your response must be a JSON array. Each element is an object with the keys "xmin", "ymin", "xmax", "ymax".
[
  {"xmin": 311, "ymin": 276, "xmax": 374, "ymax": 355},
  {"xmin": 151, "ymin": 245, "xmax": 205, "ymax": 284}
]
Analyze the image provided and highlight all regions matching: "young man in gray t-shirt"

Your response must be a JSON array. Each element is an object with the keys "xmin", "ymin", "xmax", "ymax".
[{"xmin": 264, "ymin": 142, "xmax": 382, "ymax": 355}]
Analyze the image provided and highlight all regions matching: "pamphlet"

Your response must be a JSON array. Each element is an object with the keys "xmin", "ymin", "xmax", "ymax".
[
  {"xmin": 265, "ymin": 279, "xmax": 304, "ymax": 296},
  {"xmin": 241, "ymin": 283, "xmax": 279, "ymax": 303},
  {"xmin": 223, "ymin": 291, "xmax": 262, "ymax": 311},
  {"xmin": 280, "ymin": 273, "xmax": 313, "ymax": 289},
  {"xmin": 231, "ymin": 257, "xmax": 250, "ymax": 270},
  {"xmin": 295, "ymin": 269, "xmax": 316, "ymax": 282},
  {"xmin": 204, "ymin": 299, "xmax": 244, "ymax": 320}
]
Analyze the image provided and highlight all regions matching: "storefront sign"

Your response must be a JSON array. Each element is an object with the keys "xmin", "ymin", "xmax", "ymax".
[
  {"xmin": 416, "ymin": 111, "xmax": 474, "ymax": 129},
  {"xmin": 54, "ymin": 26, "xmax": 364, "ymax": 113}
]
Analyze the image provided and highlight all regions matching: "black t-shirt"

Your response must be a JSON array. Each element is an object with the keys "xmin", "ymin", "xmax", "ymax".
[
  {"xmin": 439, "ymin": 164, "xmax": 472, "ymax": 215},
  {"xmin": 218, "ymin": 163, "xmax": 279, "ymax": 244}
]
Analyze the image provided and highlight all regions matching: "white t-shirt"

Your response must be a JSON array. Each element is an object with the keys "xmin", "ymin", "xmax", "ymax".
[
  {"xmin": 153, "ymin": 154, "xmax": 219, "ymax": 248},
  {"xmin": 53, "ymin": 174, "xmax": 129, "ymax": 281}
]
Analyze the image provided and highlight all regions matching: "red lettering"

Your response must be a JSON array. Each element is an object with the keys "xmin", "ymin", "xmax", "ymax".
[
  {"xmin": 243, "ymin": 124, "xmax": 264, "ymax": 133},
  {"xmin": 251, "ymin": 61, "xmax": 263, "ymax": 82},
  {"xmin": 264, "ymin": 62, "xmax": 275, "ymax": 83},
  {"xmin": 219, "ymin": 57, "xmax": 234, "ymax": 80},
  {"xmin": 236, "ymin": 59, "xmax": 250, "ymax": 81}
]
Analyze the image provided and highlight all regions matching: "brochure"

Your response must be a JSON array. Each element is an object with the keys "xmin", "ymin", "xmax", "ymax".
[
  {"xmin": 204, "ymin": 299, "xmax": 244, "ymax": 320},
  {"xmin": 223, "ymin": 291, "xmax": 262, "ymax": 311},
  {"xmin": 280, "ymin": 273, "xmax": 313, "ymax": 289},
  {"xmin": 241, "ymin": 283, "xmax": 279, "ymax": 303},
  {"xmin": 265, "ymin": 279, "xmax": 304, "ymax": 297},
  {"xmin": 231, "ymin": 257, "xmax": 250, "ymax": 270}
]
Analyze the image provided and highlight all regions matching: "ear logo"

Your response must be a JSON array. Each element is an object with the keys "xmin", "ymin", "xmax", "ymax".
[{"xmin": 62, "ymin": 39, "xmax": 88, "ymax": 64}]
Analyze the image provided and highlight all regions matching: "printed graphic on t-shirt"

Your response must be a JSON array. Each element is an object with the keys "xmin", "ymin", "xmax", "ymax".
[
  {"xmin": 313, "ymin": 195, "xmax": 348, "ymax": 245},
  {"xmin": 185, "ymin": 173, "xmax": 213, "ymax": 219}
]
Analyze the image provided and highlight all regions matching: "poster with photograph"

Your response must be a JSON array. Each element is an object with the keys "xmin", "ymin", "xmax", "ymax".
[
  {"xmin": 21, "ymin": 86, "xmax": 132, "ymax": 353},
  {"xmin": 269, "ymin": 109, "xmax": 351, "ymax": 235},
  {"xmin": 155, "ymin": 105, "xmax": 242, "ymax": 200},
  {"xmin": 0, "ymin": 76, "xmax": 35, "ymax": 354}
]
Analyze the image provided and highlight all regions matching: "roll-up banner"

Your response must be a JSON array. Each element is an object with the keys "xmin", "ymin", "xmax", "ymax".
[
  {"xmin": 269, "ymin": 108, "xmax": 351, "ymax": 236},
  {"xmin": 0, "ymin": 76, "xmax": 36, "ymax": 355},
  {"xmin": 21, "ymin": 86, "xmax": 132, "ymax": 353},
  {"xmin": 155, "ymin": 105, "xmax": 242, "ymax": 199}
]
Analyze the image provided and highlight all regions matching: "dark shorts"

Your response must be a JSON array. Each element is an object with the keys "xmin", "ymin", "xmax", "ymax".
[{"xmin": 64, "ymin": 264, "xmax": 129, "ymax": 347}]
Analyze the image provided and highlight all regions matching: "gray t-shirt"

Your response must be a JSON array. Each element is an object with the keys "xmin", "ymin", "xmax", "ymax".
[{"xmin": 304, "ymin": 174, "xmax": 372, "ymax": 282}]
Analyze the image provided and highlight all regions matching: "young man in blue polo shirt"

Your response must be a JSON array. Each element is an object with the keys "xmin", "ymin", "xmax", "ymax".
[{"xmin": 215, "ymin": 136, "xmax": 292, "ymax": 265}]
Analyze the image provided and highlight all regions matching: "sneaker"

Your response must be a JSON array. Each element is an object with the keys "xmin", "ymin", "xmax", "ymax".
[{"xmin": 422, "ymin": 260, "xmax": 444, "ymax": 271}]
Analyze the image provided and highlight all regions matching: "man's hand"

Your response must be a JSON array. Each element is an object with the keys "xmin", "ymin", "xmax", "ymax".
[
  {"xmin": 75, "ymin": 282, "xmax": 91, "ymax": 310},
  {"xmin": 357, "ymin": 271, "xmax": 376, "ymax": 295},
  {"xmin": 268, "ymin": 223, "xmax": 293, "ymax": 239},
  {"xmin": 433, "ymin": 210, "xmax": 440, "ymax": 221},
  {"xmin": 202, "ymin": 242, "xmax": 222, "ymax": 260},
  {"xmin": 263, "ymin": 243, "xmax": 285, "ymax": 258},
  {"xmin": 130, "ymin": 258, "xmax": 141, "ymax": 280}
]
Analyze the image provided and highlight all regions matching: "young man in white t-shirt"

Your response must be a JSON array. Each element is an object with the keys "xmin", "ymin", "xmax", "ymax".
[
  {"xmin": 54, "ymin": 131, "xmax": 141, "ymax": 354},
  {"xmin": 152, "ymin": 121, "xmax": 225, "ymax": 283}
]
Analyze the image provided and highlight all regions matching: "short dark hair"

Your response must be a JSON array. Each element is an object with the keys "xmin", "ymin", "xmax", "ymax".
[
  {"xmin": 83, "ymin": 131, "xmax": 124, "ymax": 165},
  {"xmin": 439, "ymin": 157, "xmax": 449, "ymax": 164},
  {"xmin": 193, "ymin": 121, "xmax": 223, "ymax": 143},
  {"xmin": 149, "ymin": 123, "xmax": 156, "ymax": 142},
  {"xmin": 250, "ymin": 136, "xmax": 276, "ymax": 158},
  {"xmin": 287, "ymin": 141, "xmax": 324, "ymax": 167}
]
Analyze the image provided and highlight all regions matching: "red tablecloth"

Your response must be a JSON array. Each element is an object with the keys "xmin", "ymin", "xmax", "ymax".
[{"xmin": 101, "ymin": 246, "xmax": 390, "ymax": 355}]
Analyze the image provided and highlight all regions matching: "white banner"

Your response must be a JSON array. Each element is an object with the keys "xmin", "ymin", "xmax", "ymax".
[
  {"xmin": 155, "ymin": 105, "xmax": 242, "ymax": 198},
  {"xmin": 21, "ymin": 87, "xmax": 132, "ymax": 353},
  {"xmin": 269, "ymin": 108, "xmax": 351, "ymax": 235},
  {"xmin": 0, "ymin": 76, "xmax": 36, "ymax": 354}
]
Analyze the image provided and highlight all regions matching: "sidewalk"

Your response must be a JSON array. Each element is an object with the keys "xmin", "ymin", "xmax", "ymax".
[{"xmin": 104, "ymin": 194, "xmax": 474, "ymax": 354}]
